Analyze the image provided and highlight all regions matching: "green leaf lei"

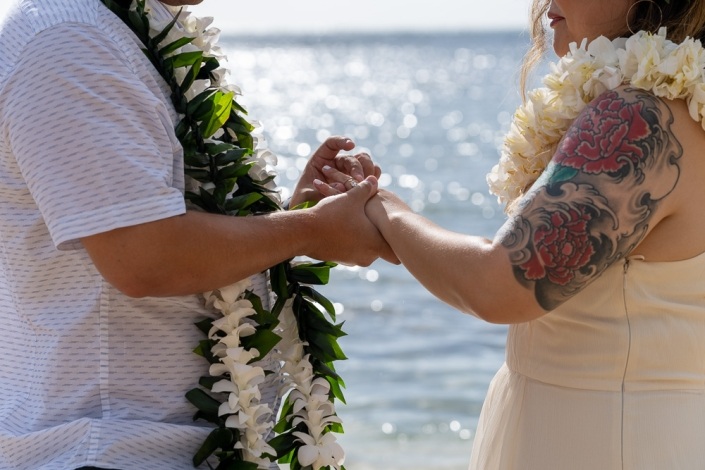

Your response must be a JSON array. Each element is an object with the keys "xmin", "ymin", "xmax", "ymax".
[{"xmin": 100, "ymin": 1, "xmax": 348, "ymax": 468}]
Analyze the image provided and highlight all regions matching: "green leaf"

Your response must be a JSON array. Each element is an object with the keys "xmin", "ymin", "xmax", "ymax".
[
  {"xmin": 185, "ymin": 168, "xmax": 211, "ymax": 182},
  {"xmin": 292, "ymin": 262, "xmax": 334, "ymax": 285},
  {"xmin": 101, "ymin": 0, "xmax": 131, "ymax": 19},
  {"xmin": 328, "ymin": 421, "xmax": 344, "ymax": 434},
  {"xmin": 298, "ymin": 260, "xmax": 338, "ymax": 270},
  {"xmin": 237, "ymin": 177, "xmax": 278, "ymax": 195},
  {"xmin": 216, "ymin": 162, "xmax": 253, "ymax": 181},
  {"xmin": 290, "ymin": 200, "xmax": 317, "ymax": 210},
  {"xmin": 199, "ymin": 375, "xmax": 222, "ymax": 390},
  {"xmin": 269, "ymin": 263, "xmax": 290, "ymax": 299},
  {"xmin": 305, "ymin": 331, "xmax": 348, "ymax": 362},
  {"xmin": 202, "ymin": 91, "xmax": 234, "ymax": 138},
  {"xmin": 193, "ymin": 409, "xmax": 220, "ymax": 426},
  {"xmin": 165, "ymin": 50, "xmax": 203, "ymax": 70},
  {"xmin": 185, "ymin": 388, "xmax": 221, "ymax": 416},
  {"xmin": 303, "ymin": 311, "xmax": 346, "ymax": 338},
  {"xmin": 195, "ymin": 318, "xmax": 214, "ymax": 336},
  {"xmin": 312, "ymin": 357, "xmax": 340, "ymax": 378},
  {"xmin": 180, "ymin": 61, "xmax": 203, "ymax": 95},
  {"xmin": 192, "ymin": 339, "xmax": 215, "ymax": 360},
  {"xmin": 325, "ymin": 374, "xmax": 347, "ymax": 404},
  {"xmin": 206, "ymin": 142, "xmax": 236, "ymax": 155},
  {"xmin": 159, "ymin": 36, "xmax": 193, "ymax": 56},
  {"xmin": 186, "ymin": 88, "xmax": 217, "ymax": 115},
  {"xmin": 192, "ymin": 427, "xmax": 234, "ymax": 467},
  {"xmin": 150, "ymin": 7, "xmax": 181, "ymax": 47},
  {"xmin": 299, "ymin": 286, "xmax": 336, "ymax": 318},
  {"xmin": 267, "ymin": 431, "xmax": 298, "ymax": 458},
  {"xmin": 213, "ymin": 178, "xmax": 237, "ymax": 205},
  {"xmin": 175, "ymin": 118, "xmax": 191, "ymax": 140},
  {"xmin": 277, "ymin": 450, "xmax": 295, "ymax": 465},
  {"xmin": 185, "ymin": 191, "xmax": 205, "ymax": 210},
  {"xmin": 224, "ymin": 193, "xmax": 263, "ymax": 213},
  {"xmin": 231, "ymin": 100, "xmax": 249, "ymax": 115},
  {"xmin": 551, "ymin": 164, "xmax": 578, "ymax": 183},
  {"xmin": 245, "ymin": 291, "xmax": 278, "ymax": 325},
  {"xmin": 184, "ymin": 150, "xmax": 211, "ymax": 168},
  {"xmin": 199, "ymin": 56, "xmax": 221, "ymax": 80},
  {"xmin": 273, "ymin": 396, "xmax": 294, "ymax": 434},
  {"xmin": 291, "ymin": 266, "xmax": 330, "ymax": 285},
  {"xmin": 128, "ymin": 8, "xmax": 149, "ymax": 39},
  {"xmin": 215, "ymin": 147, "xmax": 251, "ymax": 167},
  {"xmin": 255, "ymin": 174, "xmax": 276, "ymax": 186},
  {"xmin": 240, "ymin": 329, "xmax": 281, "ymax": 361},
  {"xmin": 198, "ymin": 187, "xmax": 224, "ymax": 213},
  {"xmin": 225, "ymin": 119, "xmax": 255, "ymax": 143}
]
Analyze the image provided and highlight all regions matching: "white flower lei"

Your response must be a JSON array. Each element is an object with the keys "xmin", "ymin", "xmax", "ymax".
[
  {"xmin": 488, "ymin": 28, "xmax": 705, "ymax": 209},
  {"xmin": 104, "ymin": 1, "xmax": 347, "ymax": 469}
]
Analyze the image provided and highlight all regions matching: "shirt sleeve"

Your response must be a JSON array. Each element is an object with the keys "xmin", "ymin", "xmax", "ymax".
[{"xmin": 4, "ymin": 22, "xmax": 186, "ymax": 250}]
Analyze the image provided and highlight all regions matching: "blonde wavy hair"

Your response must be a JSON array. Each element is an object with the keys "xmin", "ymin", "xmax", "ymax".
[{"xmin": 520, "ymin": 0, "xmax": 705, "ymax": 97}]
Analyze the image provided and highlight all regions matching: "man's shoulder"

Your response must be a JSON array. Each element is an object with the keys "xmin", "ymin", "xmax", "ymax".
[{"xmin": 0, "ymin": 0, "xmax": 111, "ymax": 84}]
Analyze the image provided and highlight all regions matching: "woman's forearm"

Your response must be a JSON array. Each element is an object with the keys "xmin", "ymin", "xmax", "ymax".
[{"xmin": 367, "ymin": 193, "xmax": 544, "ymax": 323}]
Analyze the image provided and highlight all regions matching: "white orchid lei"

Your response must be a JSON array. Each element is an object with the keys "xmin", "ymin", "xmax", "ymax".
[
  {"xmin": 100, "ymin": 1, "xmax": 347, "ymax": 469},
  {"xmin": 488, "ymin": 28, "xmax": 705, "ymax": 209}
]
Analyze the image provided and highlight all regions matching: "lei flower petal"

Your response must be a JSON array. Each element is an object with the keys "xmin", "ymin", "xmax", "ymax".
[{"xmin": 489, "ymin": 28, "xmax": 705, "ymax": 210}]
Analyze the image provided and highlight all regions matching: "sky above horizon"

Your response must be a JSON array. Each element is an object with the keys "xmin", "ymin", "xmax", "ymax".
[
  {"xmin": 0, "ymin": 0, "xmax": 534, "ymax": 34},
  {"xmin": 189, "ymin": 0, "xmax": 533, "ymax": 34}
]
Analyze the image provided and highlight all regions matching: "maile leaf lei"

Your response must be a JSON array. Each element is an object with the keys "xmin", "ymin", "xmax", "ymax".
[{"xmin": 100, "ymin": 1, "xmax": 348, "ymax": 468}]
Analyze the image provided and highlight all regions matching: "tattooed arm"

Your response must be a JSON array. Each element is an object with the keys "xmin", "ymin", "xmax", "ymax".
[{"xmin": 365, "ymin": 87, "xmax": 682, "ymax": 323}]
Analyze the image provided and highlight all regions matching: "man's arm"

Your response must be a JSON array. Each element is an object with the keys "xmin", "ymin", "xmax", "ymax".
[{"xmin": 82, "ymin": 177, "xmax": 389, "ymax": 297}]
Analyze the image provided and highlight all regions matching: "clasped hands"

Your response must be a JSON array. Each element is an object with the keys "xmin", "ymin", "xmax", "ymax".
[{"xmin": 292, "ymin": 136, "xmax": 407, "ymax": 267}]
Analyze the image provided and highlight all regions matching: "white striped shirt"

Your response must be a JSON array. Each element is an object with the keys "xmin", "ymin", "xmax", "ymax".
[{"xmin": 0, "ymin": 1, "xmax": 277, "ymax": 468}]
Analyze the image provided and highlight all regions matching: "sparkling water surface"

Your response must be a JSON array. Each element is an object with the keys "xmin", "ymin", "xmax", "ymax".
[{"xmin": 220, "ymin": 31, "xmax": 531, "ymax": 470}]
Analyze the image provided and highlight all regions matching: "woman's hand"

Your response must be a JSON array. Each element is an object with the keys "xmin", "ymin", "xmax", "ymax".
[
  {"xmin": 291, "ymin": 136, "xmax": 380, "ymax": 208},
  {"xmin": 308, "ymin": 176, "xmax": 399, "ymax": 265},
  {"xmin": 364, "ymin": 189, "xmax": 413, "ymax": 232}
]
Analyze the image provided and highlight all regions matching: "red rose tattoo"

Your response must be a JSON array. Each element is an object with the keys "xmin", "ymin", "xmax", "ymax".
[
  {"xmin": 557, "ymin": 91, "xmax": 652, "ymax": 175},
  {"xmin": 519, "ymin": 206, "xmax": 595, "ymax": 285},
  {"xmin": 500, "ymin": 88, "xmax": 682, "ymax": 311}
]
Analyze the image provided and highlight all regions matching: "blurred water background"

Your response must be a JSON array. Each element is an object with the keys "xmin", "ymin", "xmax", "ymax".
[{"xmin": 221, "ymin": 31, "xmax": 532, "ymax": 470}]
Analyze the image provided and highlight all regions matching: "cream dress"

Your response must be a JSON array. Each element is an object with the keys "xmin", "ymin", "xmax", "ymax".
[{"xmin": 469, "ymin": 253, "xmax": 705, "ymax": 470}]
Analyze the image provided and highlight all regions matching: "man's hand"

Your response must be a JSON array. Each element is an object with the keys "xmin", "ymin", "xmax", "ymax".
[
  {"xmin": 291, "ymin": 136, "xmax": 380, "ymax": 208},
  {"xmin": 307, "ymin": 176, "xmax": 400, "ymax": 265}
]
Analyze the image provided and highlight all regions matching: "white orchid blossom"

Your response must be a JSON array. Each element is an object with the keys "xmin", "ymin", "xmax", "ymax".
[
  {"xmin": 274, "ymin": 305, "xmax": 345, "ymax": 469},
  {"xmin": 206, "ymin": 282, "xmax": 274, "ymax": 468},
  {"xmin": 489, "ymin": 28, "xmax": 705, "ymax": 209}
]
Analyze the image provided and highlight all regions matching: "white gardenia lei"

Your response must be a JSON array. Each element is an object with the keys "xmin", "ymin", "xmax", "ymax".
[
  {"xmin": 488, "ymin": 28, "xmax": 705, "ymax": 209},
  {"xmin": 145, "ymin": 2, "xmax": 345, "ymax": 468}
]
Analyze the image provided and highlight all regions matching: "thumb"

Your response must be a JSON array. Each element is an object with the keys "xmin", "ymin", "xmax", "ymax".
[{"xmin": 312, "ymin": 136, "xmax": 355, "ymax": 161}]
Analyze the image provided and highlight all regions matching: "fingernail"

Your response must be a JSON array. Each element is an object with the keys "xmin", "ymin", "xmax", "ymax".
[
  {"xmin": 313, "ymin": 179, "xmax": 323, "ymax": 185},
  {"xmin": 322, "ymin": 165, "xmax": 332, "ymax": 171}
]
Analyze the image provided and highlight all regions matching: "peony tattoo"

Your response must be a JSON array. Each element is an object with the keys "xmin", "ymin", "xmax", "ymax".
[
  {"xmin": 500, "ymin": 88, "xmax": 682, "ymax": 310},
  {"xmin": 558, "ymin": 92, "xmax": 652, "ymax": 176}
]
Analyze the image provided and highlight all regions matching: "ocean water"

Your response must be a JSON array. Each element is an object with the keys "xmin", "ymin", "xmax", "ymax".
[{"xmin": 220, "ymin": 31, "xmax": 532, "ymax": 470}]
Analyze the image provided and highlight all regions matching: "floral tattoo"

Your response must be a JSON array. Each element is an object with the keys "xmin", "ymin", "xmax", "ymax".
[{"xmin": 500, "ymin": 88, "xmax": 682, "ymax": 310}]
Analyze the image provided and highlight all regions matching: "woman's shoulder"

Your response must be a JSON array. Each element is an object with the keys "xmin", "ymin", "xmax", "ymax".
[{"xmin": 605, "ymin": 86, "xmax": 705, "ymax": 261}]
